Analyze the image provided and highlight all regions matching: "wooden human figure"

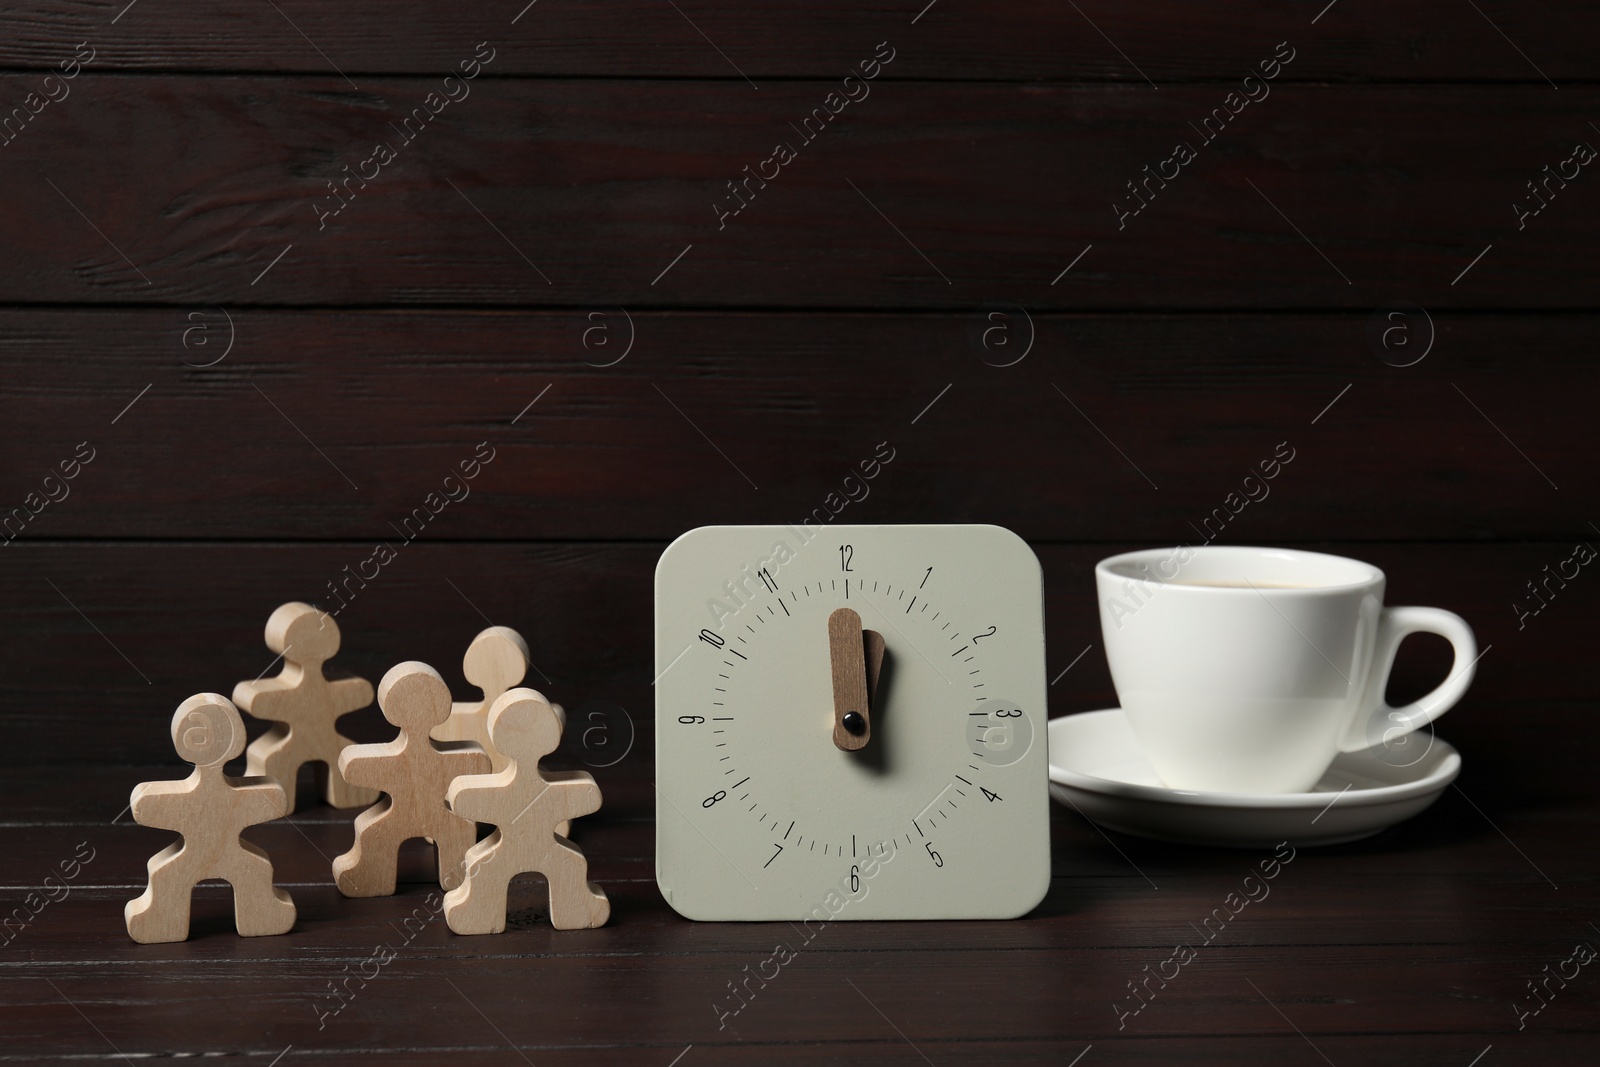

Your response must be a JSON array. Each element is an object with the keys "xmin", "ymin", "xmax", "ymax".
[
  {"xmin": 234, "ymin": 602, "xmax": 379, "ymax": 810},
  {"xmin": 332, "ymin": 661, "xmax": 490, "ymax": 897},
  {"xmin": 444, "ymin": 688, "xmax": 609, "ymax": 933},
  {"xmin": 429, "ymin": 625, "xmax": 573, "ymax": 837},
  {"xmin": 430, "ymin": 625, "xmax": 530, "ymax": 771},
  {"xmin": 125, "ymin": 694, "xmax": 296, "ymax": 944}
]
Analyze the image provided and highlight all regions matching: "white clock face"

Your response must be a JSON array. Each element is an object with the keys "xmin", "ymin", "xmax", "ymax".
[{"xmin": 655, "ymin": 524, "xmax": 1050, "ymax": 920}]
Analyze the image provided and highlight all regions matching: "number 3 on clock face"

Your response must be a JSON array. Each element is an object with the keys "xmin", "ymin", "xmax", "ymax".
[{"xmin": 654, "ymin": 524, "xmax": 1051, "ymax": 920}]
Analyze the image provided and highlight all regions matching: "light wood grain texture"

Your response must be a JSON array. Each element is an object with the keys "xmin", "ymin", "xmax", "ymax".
[
  {"xmin": 124, "ymin": 694, "xmax": 295, "ymax": 944},
  {"xmin": 429, "ymin": 625, "xmax": 529, "ymax": 771},
  {"xmin": 828, "ymin": 607, "xmax": 872, "ymax": 751},
  {"xmin": 429, "ymin": 627, "xmax": 572, "ymax": 837},
  {"xmin": 332, "ymin": 662, "xmax": 490, "ymax": 897},
  {"xmin": 232, "ymin": 602, "xmax": 379, "ymax": 810},
  {"xmin": 444, "ymin": 688, "xmax": 608, "ymax": 933}
]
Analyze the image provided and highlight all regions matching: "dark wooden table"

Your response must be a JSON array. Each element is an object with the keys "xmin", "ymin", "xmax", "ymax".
[{"xmin": 2, "ymin": 2, "xmax": 1597, "ymax": 1062}]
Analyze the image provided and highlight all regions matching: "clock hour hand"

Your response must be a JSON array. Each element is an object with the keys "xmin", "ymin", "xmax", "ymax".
[{"xmin": 828, "ymin": 607, "xmax": 883, "ymax": 751}]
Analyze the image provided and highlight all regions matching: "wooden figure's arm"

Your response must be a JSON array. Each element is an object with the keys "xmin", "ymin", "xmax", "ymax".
[
  {"xmin": 546, "ymin": 771, "xmax": 604, "ymax": 822},
  {"xmin": 327, "ymin": 675, "xmax": 375, "ymax": 716},
  {"xmin": 438, "ymin": 742, "xmax": 492, "ymax": 781},
  {"xmin": 445, "ymin": 770, "xmax": 517, "ymax": 826},
  {"xmin": 229, "ymin": 777, "xmax": 291, "ymax": 825},
  {"xmin": 231, "ymin": 677, "xmax": 291, "ymax": 715},
  {"xmin": 128, "ymin": 778, "xmax": 197, "ymax": 832},
  {"xmin": 337, "ymin": 741, "xmax": 396, "ymax": 791}
]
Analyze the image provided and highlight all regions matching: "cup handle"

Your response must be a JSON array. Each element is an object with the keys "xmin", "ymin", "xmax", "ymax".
[{"xmin": 1338, "ymin": 606, "xmax": 1477, "ymax": 753}]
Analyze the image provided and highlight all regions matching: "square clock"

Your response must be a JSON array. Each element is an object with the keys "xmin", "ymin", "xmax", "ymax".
[{"xmin": 655, "ymin": 524, "xmax": 1050, "ymax": 920}]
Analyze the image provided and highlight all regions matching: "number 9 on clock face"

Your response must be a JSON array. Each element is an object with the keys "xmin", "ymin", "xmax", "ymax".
[{"xmin": 654, "ymin": 524, "xmax": 1051, "ymax": 920}]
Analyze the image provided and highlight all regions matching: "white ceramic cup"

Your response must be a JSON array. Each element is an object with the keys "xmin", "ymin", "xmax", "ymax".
[{"xmin": 1095, "ymin": 545, "xmax": 1477, "ymax": 794}]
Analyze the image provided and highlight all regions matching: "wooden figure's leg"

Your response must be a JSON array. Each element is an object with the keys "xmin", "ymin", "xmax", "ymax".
[
  {"xmin": 444, "ymin": 835, "xmax": 512, "ymax": 935},
  {"xmin": 333, "ymin": 800, "xmax": 403, "ymax": 898},
  {"xmin": 245, "ymin": 726, "xmax": 301, "ymax": 810},
  {"xmin": 125, "ymin": 842, "xmax": 199, "ymax": 944},
  {"xmin": 315, "ymin": 746, "xmax": 381, "ymax": 810},
  {"xmin": 432, "ymin": 816, "xmax": 482, "ymax": 892},
  {"xmin": 223, "ymin": 840, "xmax": 296, "ymax": 937},
  {"xmin": 543, "ymin": 838, "xmax": 610, "ymax": 931}
]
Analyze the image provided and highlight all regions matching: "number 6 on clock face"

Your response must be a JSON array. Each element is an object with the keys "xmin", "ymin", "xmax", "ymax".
[{"xmin": 654, "ymin": 524, "xmax": 1051, "ymax": 920}]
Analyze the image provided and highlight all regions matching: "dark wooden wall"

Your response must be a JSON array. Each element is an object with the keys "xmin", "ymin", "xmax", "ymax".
[{"xmin": 2, "ymin": 2, "xmax": 1592, "ymax": 771}]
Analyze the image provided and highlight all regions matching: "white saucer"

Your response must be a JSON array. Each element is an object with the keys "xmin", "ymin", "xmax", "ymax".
[{"xmin": 1047, "ymin": 709, "xmax": 1461, "ymax": 848}]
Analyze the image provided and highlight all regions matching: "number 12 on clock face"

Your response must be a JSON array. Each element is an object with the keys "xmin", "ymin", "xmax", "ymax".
[{"xmin": 654, "ymin": 524, "xmax": 1051, "ymax": 920}]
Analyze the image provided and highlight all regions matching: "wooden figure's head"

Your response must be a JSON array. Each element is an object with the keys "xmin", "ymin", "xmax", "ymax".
[
  {"xmin": 170, "ymin": 693, "xmax": 246, "ymax": 768},
  {"xmin": 462, "ymin": 626, "xmax": 528, "ymax": 695},
  {"xmin": 486, "ymin": 688, "xmax": 563, "ymax": 764},
  {"xmin": 376, "ymin": 661, "xmax": 453, "ymax": 733},
  {"xmin": 263, "ymin": 601, "xmax": 341, "ymax": 665}
]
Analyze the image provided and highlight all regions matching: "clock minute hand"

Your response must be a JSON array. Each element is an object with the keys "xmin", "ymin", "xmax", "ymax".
[
  {"xmin": 828, "ymin": 607, "xmax": 879, "ymax": 751},
  {"xmin": 863, "ymin": 627, "xmax": 885, "ymax": 713}
]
